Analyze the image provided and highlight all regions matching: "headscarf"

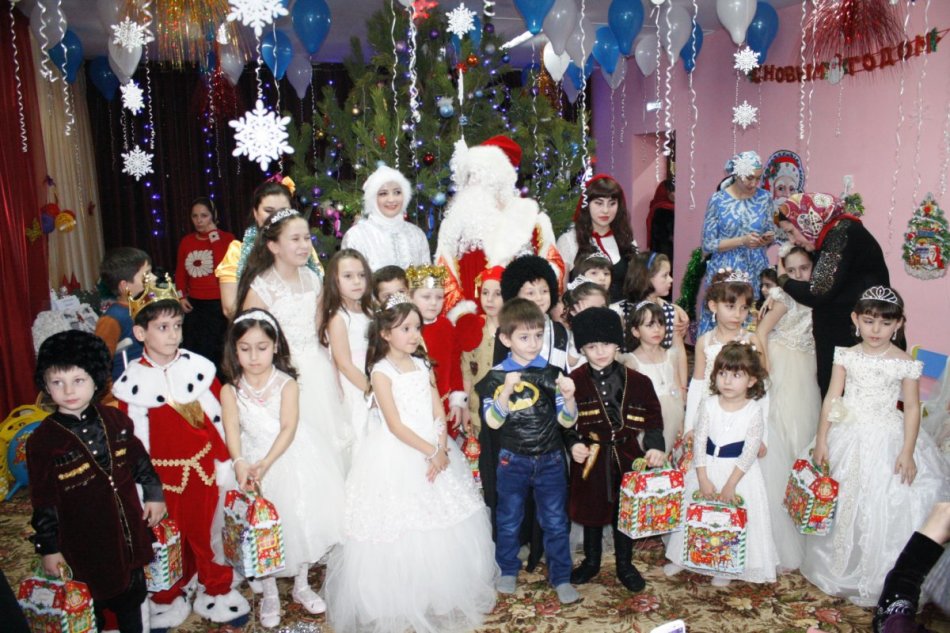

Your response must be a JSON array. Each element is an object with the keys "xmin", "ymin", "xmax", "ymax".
[
  {"xmin": 775, "ymin": 192, "xmax": 845, "ymax": 244},
  {"xmin": 724, "ymin": 151, "xmax": 763, "ymax": 178},
  {"xmin": 361, "ymin": 165, "xmax": 413, "ymax": 227}
]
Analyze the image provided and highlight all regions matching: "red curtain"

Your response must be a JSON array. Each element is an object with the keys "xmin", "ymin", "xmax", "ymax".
[{"xmin": 0, "ymin": 8, "xmax": 50, "ymax": 412}]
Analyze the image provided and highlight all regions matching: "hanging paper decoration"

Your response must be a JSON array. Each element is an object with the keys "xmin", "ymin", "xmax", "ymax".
[
  {"xmin": 26, "ymin": 219, "xmax": 42, "ymax": 243},
  {"xmin": 55, "ymin": 210, "xmax": 77, "ymax": 233},
  {"xmin": 732, "ymin": 100, "xmax": 758, "ymax": 129},
  {"xmin": 807, "ymin": 0, "xmax": 904, "ymax": 62},
  {"xmin": 733, "ymin": 46, "xmax": 760, "ymax": 74},
  {"xmin": 227, "ymin": 0, "xmax": 289, "ymax": 38},
  {"xmin": 902, "ymin": 193, "xmax": 949, "ymax": 280},
  {"xmin": 229, "ymin": 99, "xmax": 294, "ymax": 171},
  {"xmin": 120, "ymin": 81, "xmax": 145, "ymax": 115},
  {"xmin": 111, "ymin": 17, "xmax": 154, "ymax": 52},
  {"xmin": 122, "ymin": 146, "xmax": 154, "ymax": 181},
  {"xmin": 447, "ymin": 4, "xmax": 477, "ymax": 36},
  {"xmin": 412, "ymin": 0, "xmax": 439, "ymax": 22}
]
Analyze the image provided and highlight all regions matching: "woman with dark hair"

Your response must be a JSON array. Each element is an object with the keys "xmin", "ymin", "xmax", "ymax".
[
  {"xmin": 556, "ymin": 175, "xmax": 638, "ymax": 301},
  {"xmin": 176, "ymin": 197, "xmax": 234, "ymax": 368},
  {"xmin": 774, "ymin": 192, "xmax": 889, "ymax": 396},
  {"xmin": 646, "ymin": 178, "xmax": 675, "ymax": 265}
]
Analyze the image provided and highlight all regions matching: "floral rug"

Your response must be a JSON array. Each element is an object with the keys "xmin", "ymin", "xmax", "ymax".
[{"xmin": 2, "ymin": 491, "xmax": 947, "ymax": 633}]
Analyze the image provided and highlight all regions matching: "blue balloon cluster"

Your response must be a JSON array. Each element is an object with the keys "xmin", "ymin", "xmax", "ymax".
[
  {"xmin": 89, "ymin": 56, "xmax": 119, "ymax": 100},
  {"xmin": 680, "ymin": 21, "xmax": 704, "ymax": 73},
  {"xmin": 747, "ymin": 1, "xmax": 779, "ymax": 65},
  {"xmin": 592, "ymin": 26, "xmax": 620, "ymax": 75},
  {"xmin": 262, "ymin": 30, "xmax": 293, "ymax": 80},
  {"xmin": 292, "ymin": 0, "xmax": 331, "ymax": 55},
  {"xmin": 48, "ymin": 30, "xmax": 83, "ymax": 84},
  {"xmin": 513, "ymin": 0, "xmax": 555, "ymax": 35},
  {"xmin": 608, "ymin": 0, "xmax": 644, "ymax": 57}
]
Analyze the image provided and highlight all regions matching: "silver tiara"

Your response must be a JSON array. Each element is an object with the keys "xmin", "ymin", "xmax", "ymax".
[
  {"xmin": 860, "ymin": 285, "xmax": 901, "ymax": 305},
  {"xmin": 266, "ymin": 208, "xmax": 300, "ymax": 226},
  {"xmin": 634, "ymin": 300, "xmax": 658, "ymax": 311},
  {"xmin": 713, "ymin": 267, "xmax": 752, "ymax": 285},
  {"xmin": 234, "ymin": 309, "xmax": 279, "ymax": 330},
  {"xmin": 383, "ymin": 291, "xmax": 413, "ymax": 311},
  {"xmin": 583, "ymin": 251, "xmax": 611, "ymax": 263},
  {"xmin": 567, "ymin": 275, "xmax": 593, "ymax": 292}
]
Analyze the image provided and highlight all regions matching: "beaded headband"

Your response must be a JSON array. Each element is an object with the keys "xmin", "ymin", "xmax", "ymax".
[
  {"xmin": 265, "ymin": 208, "xmax": 300, "ymax": 227},
  {"xmin": 634, "ymin": 300, "xmax": 659, "ymax": 312},
  {"xmin": 712, "ymin": 267, "xmax": 753, "ymax": 285},
  {"xmin": 860, "ymin": 285, "xmax": 901, "ymax": 305},
  {"xmin": 234, "ymin": 309, "xmax": 279, "ymax": 330},
  {"xmin": 646, "ymin": 252, "xmax": 658, "ymax": 268},
  {"xmin": 567, "ymin": 275, "xmax": 594, "ymax": 292},
  {"xmin": 383, "ymin": 291, "xmax": 414, "ymax": 310},
  {"xmin": 583, "ymin": 251, "xmax": 611, "ymax": 264}
]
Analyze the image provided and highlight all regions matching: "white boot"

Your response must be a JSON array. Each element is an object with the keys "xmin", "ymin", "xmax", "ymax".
[
  {"xmin": 192, "ymin": 587, "xmax": 250, "ymax": 623},
  {"xmin": 148, "ymin": 596, "xmax": 191, "ymax": 629},
  {"xmin": 291, "ymin": 565, "xmax": 326, "ymax": 615},
  {"xmin": 259, "ymin": 577, "xmax": 281, "ymax": 628}
]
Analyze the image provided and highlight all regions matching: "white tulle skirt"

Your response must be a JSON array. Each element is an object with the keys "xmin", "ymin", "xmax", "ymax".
[
  {"xmin": 767, "ymin": 340, "xmax": 821, "ymax": 457},
  {"xmin": 296, "ymin": 347, "xmax": 352, "ymax": 472}
]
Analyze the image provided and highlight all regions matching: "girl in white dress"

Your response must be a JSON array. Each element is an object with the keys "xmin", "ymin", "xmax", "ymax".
[
  {"xmin": 664, "ymin": 342, "xmax": 779, "ymax": 585},
  {"xmin": 321, "ymin": 249, "xmax": 375, "ymax": 451},
  {"xmin": 802, "ymin": 286, "xmax": 950, "ymax": 607},
  {"xmin": 621, "ymin": 301, "xmax": 686, "ymax": 450},
  {"xmin": 325, "ymin": 296, "xmax": 497, "ymax": 633},
  {"xmin": 235, "ymin": 209, "xmax": 351, "ymax": 470},
  {"xmin": 220, "ymin": 309, "xmax": 344, "ymax": 628}
]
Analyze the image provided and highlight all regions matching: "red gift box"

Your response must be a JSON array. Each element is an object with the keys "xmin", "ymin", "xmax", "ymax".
[{"xmin": 17, "ymin": 564, "xmax": 96, "ymax": 633}]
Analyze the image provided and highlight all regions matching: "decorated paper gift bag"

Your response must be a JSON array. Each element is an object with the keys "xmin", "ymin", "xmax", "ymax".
[
  {"xmin": 784, "ymin": 456, "xmax": 839, "ymax": 535},
  {"xmin": 618, "ymin": 458, "xmax": 685, "ymax": 539},
  {"xmin": 682, "ymin": 492, "xmax": 747, "ymax": 574},
  {"xmin": 461, "ymin": 435, "xmax": 482, "ymax": 490},
  {"xmin": 670, "ymin": 432, "xmax": 693, "ymax": 472},
  {"xmin": 145, "ymin": 518, "xmax": 184, "ymax": 592},
  {"xmin": 17, "ymin": 563, "xmax": 95, "ymax": 633},
  {"xmin": 222, "ymin": 487, "xmax": 285, "ymax": 578}
]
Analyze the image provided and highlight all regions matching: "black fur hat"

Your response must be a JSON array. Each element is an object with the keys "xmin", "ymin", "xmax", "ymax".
[
  {"xmin": 501, "ymin": 255, "xmax": 559, "ymax": 302},
  {"xmin": 34, "ymin": 330, "xmax": 112, "ymax": 399},
  {"xmin": 572, "ymin": 307, "xmax": 624, "ymax": 350}
]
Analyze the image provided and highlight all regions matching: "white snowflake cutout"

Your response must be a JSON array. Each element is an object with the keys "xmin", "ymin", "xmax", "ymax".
[
  {"xmin": 731, "ymin": 152, "xmax": 760, "ymax": 178},
  {"xmin": 447, "ymin": 4, "xmax": 477, "ymax": 38},
  {"xmin": 122, "ymin": 146, "xmax": 154, "ymax": 181},
  {"xmin": 226, "ymin": 0, "xmax": 289, "ymax": 38},
  {"xmin": 229, "ymin": 99, "xmax": 294, "ymax": 171},
  {"xmin": 733, "ymin": 46, "xmax": 760, "ymax": 74},
  {"xmin": 121, "ymin": 81, "xmax": 145, "ymax": 115},
  {"xmin": 732, "ymin": 101, "xmax": 758, "ymax": 129},
  {"xmin": 111, "ymin": 17, "xmax": 154, "ymax": 52}
]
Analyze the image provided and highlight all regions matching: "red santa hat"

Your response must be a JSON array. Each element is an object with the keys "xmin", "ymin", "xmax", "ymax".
[{"xmin": 480, "ymin": 135, "xmax": 522, "ymax": 168}]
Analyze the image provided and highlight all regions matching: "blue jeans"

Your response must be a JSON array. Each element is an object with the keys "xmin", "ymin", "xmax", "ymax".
[{"xmin": 495, "ymin": 448, "xmax": 572, "ymax": 586}]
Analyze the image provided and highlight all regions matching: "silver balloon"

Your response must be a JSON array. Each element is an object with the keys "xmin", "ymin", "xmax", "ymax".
[
  {"xmin": 717, "ymin": 0, "xmax": 756, "ymax": 46},
  {"xmin": 634, "ymin": 34, "xmax": 659, "ymax": 76},
  {"xmin": 542, "ymin": 0, "xmax": 578, "ymax": 56},
  {"xmin": 659, "ymin": 5, "xmax": 692, "ymax": 62},
  {"xmin": 605, "ymin": 57, "xmax": 627, "ymax": 90},
  {"xmin": 562, "ymin": 79, "xmax": 579, "ymax": 104},
  {"xmin": 108, "ymin": 38, "xmax": 141, "ymax": 85},
  {"xmin": 96, "ymin": 0, "xmax": 120, "ymax": 30},
  {"xmin": 287, "ymin": 54, "xmax": 313, "ymax": 99},
  {"xmin": 30, "ymin": 1, "xmax": 66, "ymax": 49},
  {"xmin": 565, "ymin": 17, "xmax": 595, "ymax": 69},
  {"xmin": 219, "ymin": 50, "xmax": 245, "ymax": 86},
  {"xmin": 542, "ymin": 43, "xmax": 570, "ymax": 83}
]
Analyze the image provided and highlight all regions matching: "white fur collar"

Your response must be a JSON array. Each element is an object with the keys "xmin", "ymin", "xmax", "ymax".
[{"xmin": 113, "ymin": 350, "xmax": 216, "ymax": 407}]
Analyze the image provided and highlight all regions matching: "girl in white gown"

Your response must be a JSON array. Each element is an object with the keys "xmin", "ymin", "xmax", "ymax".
[
  {"xmin": 325, "ymin": 296, "xmax": 497, "ymax": 633},
  {"xmin": 236, "ymin": 208, "xmax": 352, "ymax": 471},
  {"xmin": 321, "ymin": 249, "xmax": 375, "ymax": 451},
  {"xmin": 664, "ymin": 342, "xmax": 779, "ymax": 585},
  {"xmin": 221, "ymin": 309, "xmax": 344, "ymax": 628},
  {"xmin": 802, "ymin": 286, "xmax": 950, "ymax": 607}
]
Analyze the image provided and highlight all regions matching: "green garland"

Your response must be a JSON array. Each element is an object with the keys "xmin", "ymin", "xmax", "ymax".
[{"xmin": 676, "ymin": 247, "xmax": 707, "ymax": 322}]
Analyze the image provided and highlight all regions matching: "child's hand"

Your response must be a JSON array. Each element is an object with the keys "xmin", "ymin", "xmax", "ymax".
[
  {"xmin": 757, "ymin": 442, "xmax": 768, "ymax": 458},
  {"xmin": 556, "ymin": 375, "xmax": 576, "ymax": 401},
  {"xmin": 42, "ymin": 553, "xmax": 67, "ymax": 578},
  {"xmin": 895, "ymin": 450, "xmax": 917, "ymax": 485},
  {"xmin": 448, "ymin": 405, "xmax": 464, "ymax": 434},
  {"xmin": 143, "ymin": 501, "xmax": 166, "ymax": 528},
  {"xmin": 698, "ymin": 477, "xmax": 717, "ymax": 500},
  {"xmin": 812, "ymin": 441, "xmax": 829, "ymax": 469},
  {"xmin": 644, "ymin": 449, "xmax": 666, "ymax": 468},
  {"xmin": 234, "ymin": 459, "xmax": 252, "ymax": 490},
  {"xmin": 719, "ymin": 484, "xmax": 738, "ymax": 505},
  {"xmin": 571, "ymin": 443, "xmax": 590, "ymax": 464},
  {"xmin": 684, "ymin": 429, "xmax": 694, "ymax": 443},
  {"xmin": 462, "ymin": 408, "xmax": 474, "ymax": 436},
  {"xmin": 426, "ymin": 449, "xmax": 449, "ymax": 482},
  {"xmin": 249, "ymin": 460, "xmax": 268, "ymax": 484},
  {"xmin": 503, "ymin": 371, "xmax": 522, "ymax": 392}
]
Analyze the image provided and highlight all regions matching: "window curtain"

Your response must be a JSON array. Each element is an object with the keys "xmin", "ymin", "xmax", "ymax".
[{"xmin": 0, "ymin": 7, "xmax": 51, "ymax": 412}]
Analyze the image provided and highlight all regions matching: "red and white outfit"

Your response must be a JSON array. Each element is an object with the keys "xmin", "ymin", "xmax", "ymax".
[
  {"xmin": 435, "ymin": 136, "xmax": 564, "ymax": 318},
  {"xmin": 421, "ymin": 314, "xmax": 466, "ymax": 438},
  {"xmin": 115, "ymin": 350, "xmax": 249, "ymax": 626},
  {"xmin": 175, "ymin": 230, "xmax": 235, "ymax": 301}
]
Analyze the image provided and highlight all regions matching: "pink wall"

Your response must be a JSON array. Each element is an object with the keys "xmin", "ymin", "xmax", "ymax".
[{"xmin": 592, "ymin": 2, "xmax": 950, "ymax": 353}]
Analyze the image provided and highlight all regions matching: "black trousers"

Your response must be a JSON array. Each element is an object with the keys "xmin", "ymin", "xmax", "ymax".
[
  {"xmin": 94, "ymin": 568, "xmax": 147, "ymax": 633},
  {"xmin": 183, "ymin": 297, "xmax": 227, "ymax": 376}
]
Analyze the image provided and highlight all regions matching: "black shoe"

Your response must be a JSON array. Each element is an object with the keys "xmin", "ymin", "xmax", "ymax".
[
  {"xmin": 614, "ymin": 528, "xmax": 646, "ymax": 593},
  {"xmin": 571, "ymin": 526, "xmax": 603, "ymax": 584},
  {"xmin": 525, "ymin": 545, "xmax": 544, "ymax": 573}
]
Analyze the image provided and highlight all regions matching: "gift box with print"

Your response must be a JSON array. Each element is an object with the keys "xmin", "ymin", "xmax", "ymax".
[
  {"xmin": 618, "ymin": 458, "xmax": 685, "ymax": 539},
  {"xmin": 784, "ymin": 457, "xmax": 839, "ymax": 536},
  {"xmin": 17, "ymin": 564, "xmax": 96, "ymax": 633},
  {"xmin": 144, "ymin": 517, "xmax": 184, "ymax": 592},
  {"xmin": 222, "ymin": 487, "xmax": 285, "ymax": 578},
  {"xmin": 682, "ymin": 493, "xmax": 747, "ymax": 574},
  {"xmin": 461, "ymin": 435, "xmax": 482, "ymax": 489}
]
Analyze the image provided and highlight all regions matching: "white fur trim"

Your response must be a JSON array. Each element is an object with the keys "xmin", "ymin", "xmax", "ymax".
[
  {"xmin": 192, "ymin": 588, "xmax": 250, "ymax": 623},
  {"xmin": 361, "ymin": 165, "xmax": 412, "ymax": 218},
  {"xmin": 449, "ymin": 391, "xmax": 469, "ymax": 408},
  {"xmin": 446, "ymin": 300, "xmax": 477, "ymax": 325},
  {"xmin": 149, "ymin": 596, "xmax": 191, "ymax": 629},
  {"xmin": 485, "ymin": 198, "xmax": 542, "ymax": 265}
]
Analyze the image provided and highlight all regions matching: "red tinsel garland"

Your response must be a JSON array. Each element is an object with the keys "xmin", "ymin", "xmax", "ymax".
[{"xmin": 807, "ymin": 0, "xmax": 906, "ymax": 62}]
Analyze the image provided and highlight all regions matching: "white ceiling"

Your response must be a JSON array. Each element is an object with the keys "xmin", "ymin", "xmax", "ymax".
[{"xmin": 18, "ymin": 0, "xmax": 800, "ymax": 66}]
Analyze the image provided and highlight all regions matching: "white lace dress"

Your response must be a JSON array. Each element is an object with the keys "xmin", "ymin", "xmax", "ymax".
[
  {"xmin": 665, "ymin": 397, "xmax": 779, "ymax": 583},
  {"xmin": 251, "ymin": 267, "xmax": 351, "ymax": 470},
  {"xmin": 232, "ymin": 370, "xmax": 344, "ymax": 575},
  {"xmin": 337, "ymin": 308, "xmax": 374, "ymax": 450},
  {"xmin": 621, "ymin": 347, "xmax": 684, "ymax": 451},
  {"xmin": 325, "ymin": 357, "xmax": 497, "ymax": 633},
  {"xmin": 800, "ymin": 348, "xmax": 950, "ymax": 606}
]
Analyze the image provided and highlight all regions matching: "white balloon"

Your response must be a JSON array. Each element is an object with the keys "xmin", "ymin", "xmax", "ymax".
[
  {"xmin": 108, "ymin": 54, "xmax": 131, "ymax": 85},
  {"xmin": 605, "ymin": 58, "xmax": 627, "ymax": 90},
  {"xmin": 542, "ymin": 0, "xmax": 578, "ymax": 56},
  {"xmin": 659, "ymin": 5, "xmax": 692, "ymax": 62},
  {"xmin": 565, "ymin": 18, "xmax": 595, "ymax": 69},
  {"xmin": 30, "ymin": 1, "xmax": 66, "ymax": 49},
  {"xmin": 542, "ymin": 42, "xmax": 571, "ymax": 83},
  {"xmin": 287, "ymin": 54, "xmax": 313, "ymax": 99},
  {"xmin": 219, "ymin": 50, "xmax": 245, "ymax": 86},
  {"xmin": 717, "ymin": 0, "xmax": 756, "ymax": 46},
  {"xmin": 96, "ymin": 0, "xmax": 120, "ymax": 30},
  {"xmin": 562, "ymin": 79, "xmax": 580, "ymax": 104},
  {"xmin": 108, "ymin": 38, "xmax": 141, "ymax": 84},
  {"xmin": 634, "ymin": 35, "xmax": 659, "ymax": 76}
]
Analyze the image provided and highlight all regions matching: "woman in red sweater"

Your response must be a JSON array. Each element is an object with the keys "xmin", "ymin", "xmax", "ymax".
[{"xmin": 176, "ymin": 197, "xmax": 234, "ymax": 368}]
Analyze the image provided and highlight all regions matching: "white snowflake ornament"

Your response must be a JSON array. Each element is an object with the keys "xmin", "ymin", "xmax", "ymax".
[
  {"xmin": 733, "ymin": 46, "xmax": 760, "ymax": 74},
  {"xmin": 227, "ymin": 0, "xmax": 289, "ymax": 38},
  {"xmin": 731, "ymin": 152, "xmax": 760, "ymax": 178},
  {"xmin": 447, "ymin": 4, "xmax": 477, "ymax": 38},
  {"xmin": 732, "ymin": 101, "xmax": 759, "ymax": 129},
  {"xmin": 111, "ymin": 17, "xmax": 154, "ymax": 52},
  {"xmin": 121, "ymin": 81, "xmax": 145, "ymax": 115},
  {"xmin": 229, "ymin": 99, "xmax": 294, "ymax": 171},
  {"xmin": 122, "ymin": 146, "xmax": 154, "ymax": 181}
]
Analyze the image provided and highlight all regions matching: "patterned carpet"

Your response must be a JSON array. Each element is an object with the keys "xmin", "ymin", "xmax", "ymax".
[{"xmin": 3, "ymin": 491, "xmax": 948, "ymax": 633}]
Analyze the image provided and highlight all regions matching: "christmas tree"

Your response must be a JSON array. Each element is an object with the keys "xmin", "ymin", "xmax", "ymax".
[
  {"xmin": 282, "ymin": 2, "xmax": 591, "ymax": 256},
  {"xmin": 902, "ymin": 193, "xmax": 949, "ymax": 280}
]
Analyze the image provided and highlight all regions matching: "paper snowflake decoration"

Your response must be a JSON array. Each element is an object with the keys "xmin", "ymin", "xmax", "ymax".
[
  {"xmin": 111, "ymin": 17, "xmax": 153, "ymax": 52},
  {"xmin": 229, "ymin": 99, "xmax": 294, "ymax": 171},
  {"xmin": 447, "ymin": 4, "xmax": 477, "ymax": 37},
  {"xmin": 226, "ymin": 0, "xmax": 289, "ymax": 38},
  {"xmin": 733, "ymin": 46, "xmax": 760, "ymax": 74},
  {"xmin": 122, "ymin": 146, "xmax": 154, "ymax": 181},
  {"xmin": 121, "ymin": 81, "xmax": 145, "ymax": 115},
  {"xmin": 731, "ymin": 152, "xmax": 761, "ymax": 178},
  {"xmin": 733, "ymin": 101, "xmax": 759, "ymax": 129}
]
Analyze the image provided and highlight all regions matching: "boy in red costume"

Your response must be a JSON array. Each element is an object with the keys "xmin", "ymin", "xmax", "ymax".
[{"xmin": 113, "ymin": 275, "xmax": 250, "ymax": 629}]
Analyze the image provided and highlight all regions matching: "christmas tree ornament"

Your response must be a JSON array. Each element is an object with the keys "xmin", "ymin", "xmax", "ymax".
[
  {"xmin": 467, "ymin": 53, "xmax": 479, "ymax": 67},
  {"xmin": 732, "ymin": 100, "xmax": 758, "ymax": 129},
  {"xmin": 229, "ymin": 99, "xmax": 294, "ymax": 171},
  {"xmin": 423, "ymin": 152, "xmax": 435, "ymax": 165},
  {"xmin": 121, "ymin": 81, "xmax": 145, "ymax": 115},
  {"xmin": 377, "ymin": 134, "xmax": 388, "ymax": 149},
  {"xmin": 902, "ymin": 193, "xmax": 949, "ymax": 280},
  {"xmin": 226, "ymin": 0, "xmax": 289, "ymax": 38},
  {"xmin": 412, "ymin": 0, "xmax": 439, "ymax": 22},
  {"xmin": 122, "ymin": 146, "xmax": 154, "ymax": 181}
]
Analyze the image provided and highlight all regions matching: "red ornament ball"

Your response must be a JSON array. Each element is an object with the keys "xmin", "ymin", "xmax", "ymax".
[
  {"xmin": 423, "ymin": 152, "xmax": 435, "ymax": 166},
  {"xmin": 466, "ymin": 54, "xmax": 479, "ymax": 67},
  {"xmin": 377, "ymin": 134, "xmax": 388, "ymax": 149}
]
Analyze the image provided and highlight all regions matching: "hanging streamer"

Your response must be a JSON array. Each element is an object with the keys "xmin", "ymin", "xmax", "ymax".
[
  {"xmin": 10, "ymin": 2, "xmax": 27, "ymax": 152},
  {"xmin": 834, "ymin": 81, "xmax": 845, "ymax": 138},
  {"xmin": 609, "ymin": 88, "xmax": 616, "ymax": 174},
  {"xmin": 797, "ymin": 0, "xmax": 807, "ymax": 142},
  {"xmin": 687, "ymin": 0, "xmax": 699, "ymax": 212},
  {"xmin": 654, "ymin": 7, "xmax": 662, "ymax": 183},
  {"xmin": 407, "ymin": 8, "xmax": 421, "ymax": 171},
  {"xmin": 662, "ymin": 6, "xmax": 673, "ymax": 159},
  {"xmin": 391, "ymin": 0, "xmax": 400, "ymax": 166},
  {"xmin": 911, "ymin": 0, "xmax": 932, "ymax": 203},
  {"xmin": 578, "ymin": 0, "xmax": 592, "ymax": 211},
  {"xmin": 887, "ymin": 7, "xmax": 914, "ymax": 253},
  {"xmin": 142, "ymin": 1, "xmax": 155, "ymax": 150},
  {"xmin": 938, "ymin": 96, "xmax": 950, "ymax": 200}
]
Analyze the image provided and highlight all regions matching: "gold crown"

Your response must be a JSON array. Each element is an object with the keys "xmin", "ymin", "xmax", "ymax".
[
  {"xmin": 405, "ymin": 264, "xmax": 447, "ymax": 289},
  {"xmin": 128, "ymin": 273, "xmax": 182, "ymax": 319}
]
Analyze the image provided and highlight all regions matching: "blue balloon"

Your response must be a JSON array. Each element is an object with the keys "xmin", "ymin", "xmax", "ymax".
[
  {"xmin": 292, "ymin": 0, "xmax": 331, "ymax": 56},
  {"xmin": 592, "ymin": 26, "xmax": 620, "ymax": 75},
  {"xmin": 747, "ymin": 2, "xmax": 778, "ymax": 66},
  {"xmin": 584, "ymin": 54, "xmax": 594, "ymax": 78},
  {"xmin": 608, "ymin": 0, "xmax": 644, "ymax": 57},
  {"xmin": 88, "ymin": 56, "xmax": 119, "ymax": 100},
  {"xmin": 513, "ymin": 0, "xmax": 555, "ymax": 35},
  {"xmin": 48, "ymin": 30, "xmax": 83, "ymax": 84},
  {"xmin": 565, "ymin": 63, "xmax": 583, "ymax": 90},
  {"xmin": 680, "ymin": 21, "xmax": 704, "ymax": 73},
  {"xmin": 261, "ymin": 30, "xmax": 293, "ymax": 81}
]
